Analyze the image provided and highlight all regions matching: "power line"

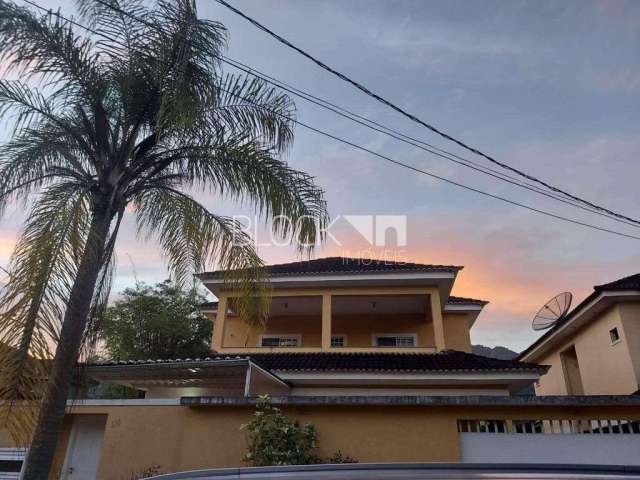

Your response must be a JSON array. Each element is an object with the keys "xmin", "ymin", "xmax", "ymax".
[
  {"xmin": 14, "ymin": 0, "xmax": 640, "ymax": 241},
  {"xmin": 84, "ymin": 0, "xmax": 640, "ymax": 229},
  {"xmin": 212, "ymin": 0, "xmax": 640, "ymax": 227},
  {"xmin": 221, "ymin": 56, "xmax": 640, "ymax": 229},
  {"xmin": 215, "ymin": 86, "xmax": 640, "ymax": 241},
  {"xmin": 43, "ymin": 0, "xmax": 640, "ymax": 230}
]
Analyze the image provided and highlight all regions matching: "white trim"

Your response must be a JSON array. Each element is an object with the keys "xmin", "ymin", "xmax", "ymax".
[
  {"xmin": 331, "ymin": 334, "xmax": 348, "ymax": 347},
  {"xmin": 258, "ymin": 334, "xmax": 302, "ymax": 347},
  {"xmin": 522, "ymin": 290, "xmax": 640, "ymax": 361},
  {"xmin": 371, "ymin": 333, "xmax": 418, "ymax": 347},
  {"xmin": 244, "ymin": 365, "xmax": 252, "ymax": 397},
  {"xmin": 444, "ymin": 304, "xmax": 483, "ymax": 312},
  {"xmin": 248, "ymin": 362, "xmax": 290, "ymax": 390},
  {"xmin": 290, "ymin": 387, "xmax": 510, "ymax": 396},
  {"xmin": 67, "ymin": 398, "xmax": 182, "ymax": 406},
  {"xmin": 205, "ymin": 271, "xmax": 456, "ymax": 285},
  {"xmin": 276, "ymin": 372, "xmax": 540, "ymax": 382}
]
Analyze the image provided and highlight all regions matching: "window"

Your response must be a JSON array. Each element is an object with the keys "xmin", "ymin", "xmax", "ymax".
[
  {"xmin": 610, "ymin": 327, "xmax": 621, "ymax": 344},
  {"xmin": 331, "ymin": 335, "xmax": 347, "ymax": 347},
  {"xmin": 260, "ymin": 335, "xmax": 300, "ymax": 347},
  {"xmin": 373, "ymin": 334, "xmax": 416, "ymax": 347}
]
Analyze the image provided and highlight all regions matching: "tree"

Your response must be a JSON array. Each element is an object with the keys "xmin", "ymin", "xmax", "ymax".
[
  {"xmin": 100, "ymin": 281, "xmax": 212, "ymax": 361},
  {"xmin": 0, "ymin": 1, "xmax": 327, "ymax": 477},
  {"xmin": 242, "ymin": 396, "xmax": 357, "ymax": 466}
]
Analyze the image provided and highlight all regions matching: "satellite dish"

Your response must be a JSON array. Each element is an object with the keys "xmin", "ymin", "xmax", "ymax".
[{"xmin": 532, "ymin": 292, "xmax": 572, "ymax": 331}]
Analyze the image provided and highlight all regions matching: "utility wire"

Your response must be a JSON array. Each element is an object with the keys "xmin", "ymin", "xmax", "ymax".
[
  {"xmin": 221, "ymin": 56, "xmax": 640, "ymax": 229},
  {"xmin": 212, "ymin": 0, "xmax": 640, "ymax": 227},
  {"xmin": 215, "ymin": 86, "xmax": 640, "ymax": 241},
  {"xmin": 87, "ymin": 0, "xmax": 640, "ymax": 228},
  {"xmin": 15, "ymin": 0, "xmax": 640, "ymax": 241},
  {"xmin": 53, "ymin": 0, "xmax": 640, "ymax": 229}
]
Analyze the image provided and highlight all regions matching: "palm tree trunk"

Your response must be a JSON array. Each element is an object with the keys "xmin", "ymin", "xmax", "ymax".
[{"xmin": 21, "ymin": 209, "xmax": 113, "ymax": 480}]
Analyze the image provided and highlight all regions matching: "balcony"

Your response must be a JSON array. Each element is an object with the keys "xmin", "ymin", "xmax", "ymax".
[{"xmin": 212, "ymin": 288, "xmax": 445, "ymax": 353}]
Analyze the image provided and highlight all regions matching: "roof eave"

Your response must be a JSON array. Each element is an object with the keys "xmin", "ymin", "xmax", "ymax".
[{"xmin": 519, "ymin": 290, "xmax": 640, "ymax": 362}]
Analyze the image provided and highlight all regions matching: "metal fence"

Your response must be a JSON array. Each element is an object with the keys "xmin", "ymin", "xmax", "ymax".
[{"xmin": 458, "ymin": 419, "xmax": 640, "ymax": 434}]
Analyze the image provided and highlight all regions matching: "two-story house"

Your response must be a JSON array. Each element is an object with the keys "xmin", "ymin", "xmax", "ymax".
[
  {"xmin": 90, "ymin": 257, "xmax": 545, "ymax": 397},
  {"xmin": 519, "ymin": 272, "xmax": 640, "ymax": 396}
]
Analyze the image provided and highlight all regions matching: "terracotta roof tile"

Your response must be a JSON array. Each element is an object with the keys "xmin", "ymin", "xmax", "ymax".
[
  {"xmin": 200, "ymin": 257, "xmax": 462, "ymax": 278},
  {"xmin": 446, "ymin": 296, "xmax": 488, "ymax": 306},
  {"xmin": 594, "ymin": 273, "xmax": 640, "ymax": 292},
  {"xmin": 91, "ymin": 350, "xmax": 545, "ymax": 374}
]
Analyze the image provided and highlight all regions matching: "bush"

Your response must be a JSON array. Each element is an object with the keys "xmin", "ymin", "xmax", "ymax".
[{"xmin": 241, "ymin": 395, "xmax": 356, "ymax": 466}]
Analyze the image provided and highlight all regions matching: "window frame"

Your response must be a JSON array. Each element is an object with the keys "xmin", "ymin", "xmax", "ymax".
[
  {"xmin": 330, "ymin": 334, "xmax": 348, "ymax": 347},
  {"xmin": 259, "ymin": 334, "xmax": 302, "ymax": 348},
  {"xmin": 371, "ymin": 333, "xmax": 418, "ymax": 348},
  {"xmin": 609, "ymin": 327, "xmax": 621, "ymax": 345}
]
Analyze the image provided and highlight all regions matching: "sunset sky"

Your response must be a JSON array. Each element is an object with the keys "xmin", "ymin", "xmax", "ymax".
[{"xmin": 1, "ymin": 0, "xmax": 639, "ymax": 351}]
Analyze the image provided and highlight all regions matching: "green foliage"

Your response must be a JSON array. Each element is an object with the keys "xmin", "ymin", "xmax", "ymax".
[
  {"xmin": 241, "ymin": 395, "xmax": 318, "ymax": 466},
  {"xmin": 242, "ymin": 396, "xmax": 357, "ymax": 466},
  {"xmin": 100, "ymin": 281, "xmax": 212, "ymax": 361}
]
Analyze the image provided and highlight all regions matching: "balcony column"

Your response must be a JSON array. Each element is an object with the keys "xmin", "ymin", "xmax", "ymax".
[
  {"xmin": 321, "ymin": 294, "xmax": 332, "ymax": 350},
  {"xmin": 429, "ymin": 291, "xmax": 446, "ymax": 351},
  {"xmin": 212, "ymin": 295, "xmax": 227, "ymax": 352}
]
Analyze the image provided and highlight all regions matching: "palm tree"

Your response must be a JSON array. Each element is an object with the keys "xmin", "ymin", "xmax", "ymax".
[{"xmin": 0, "ymin": 0, "xmax": 327, "ymax": 477}]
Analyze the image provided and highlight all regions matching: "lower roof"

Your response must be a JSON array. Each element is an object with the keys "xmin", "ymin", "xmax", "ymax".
[
  {"xmin": 242, "ymin": 351, "xmax": 545, "ymax": 373},
  {"xmin": 89, "ymin": 350, "xmax": 546, "ymax": 375}
]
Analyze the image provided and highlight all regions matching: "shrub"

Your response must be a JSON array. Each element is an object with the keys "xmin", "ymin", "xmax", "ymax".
[
  {"xmin": 241, "ymin": 395, "xmax": 317, "ymax": 466},
  {"xmin": 241, "ymin": 395, "xmax": 357, "ymax": 466}
]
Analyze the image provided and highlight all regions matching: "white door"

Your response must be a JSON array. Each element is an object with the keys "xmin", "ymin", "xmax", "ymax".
[{"xmin": 61, "ymin": 415, "xmax": 107, "ymax": 480}]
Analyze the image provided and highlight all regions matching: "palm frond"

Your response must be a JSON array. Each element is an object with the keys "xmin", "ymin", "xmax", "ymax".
[
  {"xmin": 0, "ymin": 124, "xmax": 95, "ymax": 214},
  {"xmin": 145, "ymin": 0, "xmax": 227, "ymax": 134},
  {"xmin": 76, "ymin": 0, "xmax": 148, "ymax": 56},
  {"xmin": 173, "ymin": 138, "xmax": 327, "ymax": 251},
  {"xmin": 134, "ymin": 187, "xmax": 271, "ymax": 327},
  {"xmin": 0, "ymin": 80, "xmax": 64, "ymax": 134},
  {"xmin": 0, "ymin": 184, "xmax": 91, "ymax": 445},
  {"xmin": 0, "ymin": 0, "xmax": 103, "ymax": 100},
  {"xmin": 212, "ymin": 74, "xmax": 295, "ymax": 154}
]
